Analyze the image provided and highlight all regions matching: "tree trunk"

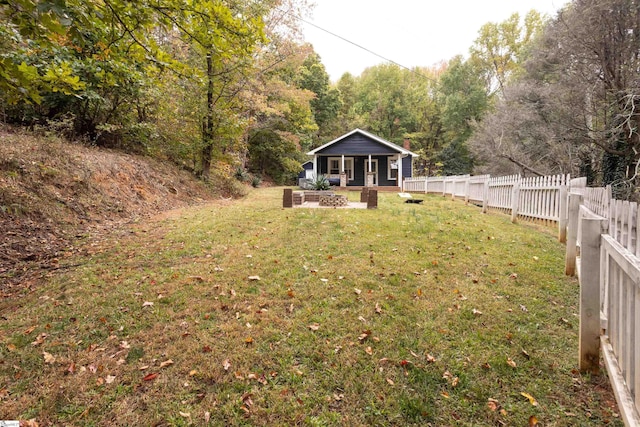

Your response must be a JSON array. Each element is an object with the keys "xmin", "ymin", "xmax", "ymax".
[{"xmin": 201, "ymin": 52, "xmax": 215, "ymax": 181}]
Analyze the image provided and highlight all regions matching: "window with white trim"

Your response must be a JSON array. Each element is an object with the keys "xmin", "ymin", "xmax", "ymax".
[
  {"xmin": 327, "ymin": 157, "xmax": 354, "ymax": 180},
  {"xmin": 388, "ymin": 158, "xmax": 399, "ymax": 180}
]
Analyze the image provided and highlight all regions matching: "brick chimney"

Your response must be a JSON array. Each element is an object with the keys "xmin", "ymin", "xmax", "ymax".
[{"xmin": 403, "ymin": 138, "xmax": 411, "ymax": 151}]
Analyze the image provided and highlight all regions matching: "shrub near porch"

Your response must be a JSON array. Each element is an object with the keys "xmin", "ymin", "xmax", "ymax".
[{"xmin": 0, "ymin": 188, "xmax": 620, "ymax": 426}]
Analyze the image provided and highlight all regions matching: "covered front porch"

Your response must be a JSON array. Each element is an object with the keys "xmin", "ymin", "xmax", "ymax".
[{"xmin": 312, "ymin": 154, "xmax": 404, "ymax": 189}]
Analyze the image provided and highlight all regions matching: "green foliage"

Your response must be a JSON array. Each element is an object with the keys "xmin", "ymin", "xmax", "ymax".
[
  {"xmin": 308, "ymin": 174, "xmax": 330, "ymax": 190},
  {"xmin": 469, "ymin": 10, "xmax": 545, "ymax": 96},
  {"xmin": 297, "ymin": 53, "xmax": 341, "ymax": 141},
  {"xmin": 247, "ymin": 127, "xmax": 302, "ymax": 185},
  {"xmin": 235, "ymin": 167, "xmax": 249, "ymax": 182}
]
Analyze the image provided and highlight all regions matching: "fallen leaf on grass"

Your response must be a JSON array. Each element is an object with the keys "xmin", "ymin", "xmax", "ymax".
[
  {"xmin": 223, "ymin": 359, "xmax": 231, "ymax": 371},
  {"xmin": 106, "ymin": 375, "xmax": 116, "ymax": 384},
  {"xmin": 507, "ymin": 357, "xmax": 517, "ymax": 368},
  {"xmin": 487, "ymin": 398, "xmax": 500, "ymax": 411},
  {"xmin": 472, "ymin": 308, "xmax": 483, "ymax": 316},
  {"xmin": 24, "ymin": 325, "xmax": 36, "ymax": 334},
  {"xmin": 365, "ymin": 346, "xmax": 373, "ymax": 355},
  {"xmin": 160, "ymin": 359, "xmax": 174, "ymax": 369},
  {"xmin": 142, "ymin": 301, "xmax": 154, "ymax": 308},
  {"xmin": 529, "ymin": 415, "xmax": 539, "ymax": 426},
  {"xmin": 386, "ymin": 378, "xmax": 394, "ymax": 385},
  {"xmin": 308, "ymin": 323, "xmax": 320, "ymax": 331},
  {"xmin": 31, "ymin": 333, "xmax": 47, "ymax": 346},
  {"xmin": 245, "ymin": 337, "xmax": 254, "ymax": 344},
  {"xmin": 354, "ymin": 288, "xmax": 362, "ymax": 295},
  {"xmin": 248, "ymin": 275, "xmax": 260, "ymax": 281},
  {"xmin": 358, "ymin": 330, "xmax": 371, "ymax": 342},
  {"xmin": 426, "ymin": 354, "xmax": 436, "ymax": 363},
  {"xmin": 179, "ymin": 411, "xmax": 191, "ymax": 418},
  {"xmin": 143, "ymin": 372, "xmax": 159, "ymax": 381},
  {"xmin": 43, "ymin": 351, "xmax": 56, "ymax": 364},
  {"xmin": 375, "ymin": 303, "xmax": 382, "ymax": 314},
  {"xmin": 521, "ymin": 392, "xmax": 538, "ymax": 406},
  {"xmin": 443, "ymin": 371, "xmax": 459, "ymax": 387}
]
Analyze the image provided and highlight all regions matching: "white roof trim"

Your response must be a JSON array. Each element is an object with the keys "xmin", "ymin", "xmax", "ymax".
[{"xmin": 306, "ymin": 128, "xmax": 419, "ymax": 158}]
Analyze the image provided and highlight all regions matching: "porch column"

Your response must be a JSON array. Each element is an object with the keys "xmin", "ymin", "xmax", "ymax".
[
  {"xmin": 367, "ymin": 154, "xmax": 374, "ymax": 187},
  {"xmin": 396, "ymin": 154, "xmax": 402, "ymax": 189},
  {"xmin": 340, "ymin": 154, "xmax": 347, "ymax": 187},
  {"xmin": 313, "ymin": 155, "xmax": 318, "ymax": 177}
]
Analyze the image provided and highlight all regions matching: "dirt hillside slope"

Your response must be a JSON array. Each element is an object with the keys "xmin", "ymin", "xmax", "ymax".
[{"xmin": 0, "ymin": 125, "xmax": 220, "ymax": 294}]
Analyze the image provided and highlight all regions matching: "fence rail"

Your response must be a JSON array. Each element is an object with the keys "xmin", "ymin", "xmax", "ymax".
[{"xmin": 404, "ymin": 172, "xmax": 640, "ymax": 426}]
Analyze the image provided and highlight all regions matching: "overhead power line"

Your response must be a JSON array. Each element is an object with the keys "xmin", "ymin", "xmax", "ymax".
[{"xmin": 278, "ymin": 7, "xmax": 437, "ymax": 82}]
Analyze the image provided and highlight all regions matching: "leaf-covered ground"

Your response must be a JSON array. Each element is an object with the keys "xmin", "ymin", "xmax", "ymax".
[
  {"xmin": 0, "ymin": 188, "xmax": 622, "ymax": 426},
  {"xmin": 0, "ymin": 126, "xmax": 220, "ymax": 294}
]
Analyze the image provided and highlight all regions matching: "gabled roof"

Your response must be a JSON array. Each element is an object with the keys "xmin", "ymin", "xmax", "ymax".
[{"xmin": 307, "ymin": 128, "xmax": 418, "ymax": 157}]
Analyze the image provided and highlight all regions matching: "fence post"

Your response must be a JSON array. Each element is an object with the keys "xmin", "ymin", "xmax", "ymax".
[
  {"xmin": 579, "ymin": 216, "xmax": 605, "ymax": 374},
  {"xmin": 482, "ymin": 179, "xmax": 489, "ymax": 214},
  {"xmin": 451, "ymin": 179, "xmax": 456, "ymax": 201},
  {"xmin": 558, "ymin": 184, "xmax": 568, "ymax": 243},
  {"xmin": 464, "ymin": 178, "xmax": 470, "ymax": 204},
  {"xmin": 565, "ymin": 193, "xmax": 582, "ymax": 276},
  {"xmin": 510, "ymin": 182, "xmax": 520, "ymax": 223},
  {"xmin": 424, "ymin": 176, "xmax": 428, "ymax": 194}
]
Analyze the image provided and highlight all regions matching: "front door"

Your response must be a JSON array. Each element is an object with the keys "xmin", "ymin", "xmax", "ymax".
[{"xmin": 365, "ymin": 159, "xmax": 378, "ymax": 186}]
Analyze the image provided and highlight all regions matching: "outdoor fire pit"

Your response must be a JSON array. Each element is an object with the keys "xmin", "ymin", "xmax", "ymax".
[{"xmin": 318, "ymin": 194, "xmax": 348, "ymax": 207}]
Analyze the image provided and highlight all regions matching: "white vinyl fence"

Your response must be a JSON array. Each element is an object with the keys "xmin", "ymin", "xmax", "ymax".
[{"xmin": 404, "ymin": 173, "xmax": 640, "ymax": 426}]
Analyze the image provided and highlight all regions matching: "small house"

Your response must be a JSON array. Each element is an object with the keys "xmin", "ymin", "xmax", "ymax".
[{"xmin": 306, "ymin": 128, "xmax": 418, "ymax": 190}]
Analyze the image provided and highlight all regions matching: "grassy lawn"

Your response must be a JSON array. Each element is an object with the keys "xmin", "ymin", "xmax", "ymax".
[{"xmin": 0, "ymin": 188, "xmax": 621, "ymax": 426}]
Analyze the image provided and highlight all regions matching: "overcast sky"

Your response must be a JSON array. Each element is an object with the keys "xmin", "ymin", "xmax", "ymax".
[{"xmin": 301, "ymin": 0, "xmax": 570, "ymax": 81}]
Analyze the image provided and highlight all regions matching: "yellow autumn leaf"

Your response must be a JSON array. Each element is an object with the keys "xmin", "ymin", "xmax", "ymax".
[{"xmin": 521, "ymin": 392, "xmax": 538, "ymax": 406}]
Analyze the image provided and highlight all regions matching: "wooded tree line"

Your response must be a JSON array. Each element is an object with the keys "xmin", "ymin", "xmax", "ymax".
[{"xmin": 2, "ymin": 0, "xmax": 639, "ymax": 197}]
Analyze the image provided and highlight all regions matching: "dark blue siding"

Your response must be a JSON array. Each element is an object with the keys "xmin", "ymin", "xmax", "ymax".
[
  {"xmin": 402, "ymin": 156, "xmax": 412, "ymax": 178},
  {"xmin": 318, "ymin": 134, "xmax": 399, "ymax": 155},
  {"xmin": 298, "ymin": 161, "xmax": 313, "ymax": 179}
]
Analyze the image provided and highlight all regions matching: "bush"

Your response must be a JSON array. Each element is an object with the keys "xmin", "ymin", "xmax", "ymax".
[
  {"xmin": 251, "ymin": 175, "xmax": 262, "ymax": 188},
  {"xmin": 235, "ymin": 167, "xmax": 249, "ymax": 182},
  {"xmin": 308, "ymin": 174, "xmax": 330, "ymax": 190}
]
